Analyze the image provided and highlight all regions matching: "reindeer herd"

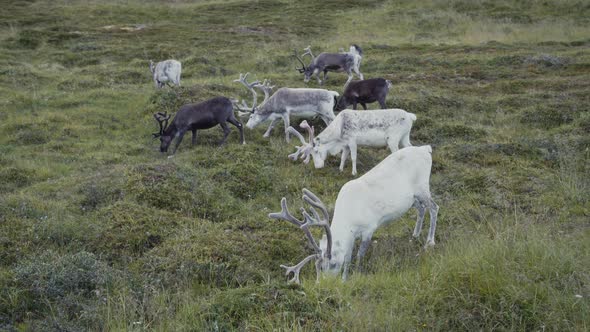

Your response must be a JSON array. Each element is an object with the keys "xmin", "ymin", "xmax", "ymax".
[{"xmin": 149, "ymin": 44, "xmax": 439, "ymax": 284}]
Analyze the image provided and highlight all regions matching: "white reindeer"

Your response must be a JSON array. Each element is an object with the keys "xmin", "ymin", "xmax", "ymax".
[
  {"xmin": 149, "ymin": 59, "xmax": 181, "ymax": 89},
  {"xmin": 269, "ymin": 145, "xmax": 439, "ymax": 283},
  {"xmin": 234, "ymin": 73, "xmax": 338, "ymax": 142},
  {"xmin": 288, "ymin": 109, "xmax": 416, "ymax": 175}
]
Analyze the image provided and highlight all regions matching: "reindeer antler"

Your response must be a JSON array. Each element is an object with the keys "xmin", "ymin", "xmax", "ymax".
[
  {"xmin": 152, "ymin": 111, "xmax": 171, "ymax": 138},
  {"xmin": 301, "ymin": 45, "xmax": 315, "ymax": 59},
  {"xmin": 269, "ymin": 189, "xmax": 332, "ymax": 284},
  {"xmin": 255, "ymin": 79, "xmax": 274, "ymax": 104},
  {"xmin": 233, "ymin": 72, "xmax": 260, "ymax": 112},
  {"xmin": 287, "ymin": 120, "xmax": 315, "ymax": 164},
  {"xmin": 293, "ymin": 49, "xmax": 307, "ymax": 73}
]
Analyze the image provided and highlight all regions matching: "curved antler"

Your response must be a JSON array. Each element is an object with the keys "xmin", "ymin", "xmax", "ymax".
[
  {"xmin": 269, "ymin": 189, "xmax": 332, "ymax": 284},
  {"xmin": 293, "ymin": 49, "xmax": 307, "ymax": 73},
  {"xmin": 255, "ymin": 79, "xmax": 274, "ymax": 104},
  {"xmin": 233, "ymin": 72, "xmax": 260, "ymax": 112},
  {"xmin": 152, "ymin": 111, "xmax": 170, "ymax": 138},
  {"xmin": 287, "ymin": 120, "xmax": 314, "ymax": 163}
]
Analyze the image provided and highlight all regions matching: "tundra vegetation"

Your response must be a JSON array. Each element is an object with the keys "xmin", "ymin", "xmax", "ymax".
[{"xmin": 0, "ymin": 0, "xmax": 589, "ymax": 330}]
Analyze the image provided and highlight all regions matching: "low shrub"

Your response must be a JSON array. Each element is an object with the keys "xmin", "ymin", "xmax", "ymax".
[
  {"xmin": 0, "ymin": 167, "xmax": 37, "ymax": 192},
  {"xmin": 520, "ymin": 106, "xmax": 574, "ymax": 128},
  {"xmin": 203, "ymin": 284, "xmax": 343, "ymax": 330}
]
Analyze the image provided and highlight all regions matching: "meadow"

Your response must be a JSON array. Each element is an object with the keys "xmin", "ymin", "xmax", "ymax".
[{"xmin": 0, "ymin": 0, "xmax": 589, "ymax": 330}]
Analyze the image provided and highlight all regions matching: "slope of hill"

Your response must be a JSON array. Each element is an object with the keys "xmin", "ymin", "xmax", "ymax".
[{"xmin": 1, "ymin": 0, "xmax": 588, "ymax": 330}]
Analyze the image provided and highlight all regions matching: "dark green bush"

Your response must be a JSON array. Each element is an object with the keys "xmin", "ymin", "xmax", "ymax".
[
  {"xmin": 14, "ymin": 30, "xmax": 42, "ymax": 49},
  {"xmin": 204, "ymin": 284, "xmax": 342, "ymax": 330},
  {"xmin": 431, "ymin": 124, "xmax": 486, "ymax": 143},
  {"xmin": 520, "ymin": 106, "xmax": 574, "ymax": 128},
  {"xmin": 126, "ymin": 163, "xmax": 239, "ymax": 222},
  {"xmin": 0, "ymin": 167, "xmax": 36, "ymax": 192},
  {"xmin": 12, "ymin": 251, "xmax": 117, "ymax": 331},
  {"xmin": 14, "ymin": 251, "xmax": 115, "ymax": 300},
  {"xmin": 79, "ymin": 181, "xmax": 122, "ymax": 211}
]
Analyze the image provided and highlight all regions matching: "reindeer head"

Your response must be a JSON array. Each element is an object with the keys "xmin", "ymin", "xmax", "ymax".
[
  {"xmin": 287, "ymin": 120, "xmax": 314, "ymax": 164},
  {"xmin": 234, "ymin": 73, "xmax": 276, "ymax": 129},
  {"xmin": 287, "ymin": 121, "xmax": 331, "ymax": 169},
  {"xmin": 149, "ymin": 60, "xmax": 155, "ymax": 74},
  {"xmin": 334, "ymin": 95, "xmax": 349, "ymax": 112},
  {"xmin": 152, "ymin": 111, "xmax": 173, "ymax": 152},
  {"xmin": 268, "ymin": 188, "xmax": 334, "ymax": 284},
  {"xmin": 293, "ymin": 49, "xmax": 314, "ymax": 83}
]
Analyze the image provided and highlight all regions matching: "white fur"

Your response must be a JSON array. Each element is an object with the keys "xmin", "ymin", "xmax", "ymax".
[
  {"xmin": 310, "ymin": 109, "xmax": 416, "ymax": 175},
  {"xmin": 245, "ymin": 88, "xmax": 339, "ymax": 142},
  {"xmin": 150, "ymin": 59, "xmax": 181, "ymax": 89},
  {"xmin": 320, "ymin": 145, "xmax": 438, "ymax": 280}
]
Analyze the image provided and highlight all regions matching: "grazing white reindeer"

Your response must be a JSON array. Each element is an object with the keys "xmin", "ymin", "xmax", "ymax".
[
  {"xmin": 234, "ymin": 73, "xmax": 338, "ymax": 142},
  {"xmin": 289, "ymin": 109, "xmax": 416, "ymax": 175},
  {"xmin": 269, "ymin": 145, "xmax": 439, "ymax": 283},
  {"xmin": 149, "ymin": 59, "xmax": 181, "ymax": 88}
]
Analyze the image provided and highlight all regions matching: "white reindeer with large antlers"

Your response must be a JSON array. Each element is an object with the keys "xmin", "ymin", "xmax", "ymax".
[
  {"xmin": 269, "ymin": 145, "xmax": 439, "ymax": 283},
  {"xmin": 234, "ymin": 72, "xmax": 338, "ymax": 142}
]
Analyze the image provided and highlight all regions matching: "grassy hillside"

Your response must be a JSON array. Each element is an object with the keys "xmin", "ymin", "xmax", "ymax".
[{"xmin": 1, "ymin": 0, "xmax": 589, "ymax": 330}]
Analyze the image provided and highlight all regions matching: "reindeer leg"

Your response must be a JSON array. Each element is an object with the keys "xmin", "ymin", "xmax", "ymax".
[
  {"xmin": 349, "ymin": 141, "xmax": 358, "ymax": 176},
  {"xmin": 344, "ymin": 72, "xmax": 353, "ymax": 89},
  {"xmin": 228, "ymin": 117, "xmax": 245, "ymax": 145},
  {"xmin": 352, "ymin": 102, "xmax": 357, "ymax": 110},
  {"xmin": 387, "ymin": 135, "xmax": 401, "ymax": 154},
  {"xmin": 354, "ymin": 66, "xmax": 363, "ymax": 80},
  {"xmin": 218, "ymin": 122, "xmax": 231, "ymax": 146},
  {"xmin": 263, "ymin": 118, "xmax": 280, "ymax": 138},
  {"xmin": 282, "ymin": 113, "xmax": 291, "ymax": 143},
  {"xmin": 400, "ymin": 130, "xmax": 412, "ymax": 148},
  {"xmin": 356, "ymin": 232, "xmax": 374, "ymax": 272},
  {"xmin": 341, "ymin": 249, "xmax": 353, "ymax": 281},
  {"xmin": 425, "ymin": 196, "xmax": 439, "ymax": 248},
  {"xmin": 412, "ymin": 198, "xmax": 426, "ymax": 238},
  {"xmin": 378, "ymin": 97, "xmax": 387, "ymax": 109},
  {"xmin": 172, "ymin": 130, "xmax": 186, "ymax": 154},
  {"xmin": 339, "ymin": 147, "xmax": 349, "ymax": 172},
  {"xmin": 314, "ymin": 69, "xmax": 322, "ymax": 85},
  {"xmin": 360, "ymin": 103, "xmax": 367, "ymax": 110},
  {"xmin": 323, "ymin": 70, "xmax": 328, "ymax": 82},
  {"xmin": 191, "ymin": 129, "xmax": 198, "ymax": 146}
]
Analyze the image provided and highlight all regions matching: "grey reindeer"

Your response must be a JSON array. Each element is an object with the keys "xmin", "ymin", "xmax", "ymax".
[{"xmin": 295, "ymin": 45, "xmax": 363, "ymax": 86}]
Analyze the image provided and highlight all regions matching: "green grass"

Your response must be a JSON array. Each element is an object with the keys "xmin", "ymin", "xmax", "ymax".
[{"xmin": 1, "ymin": 0, "xmax": 589, "ymax": 330}]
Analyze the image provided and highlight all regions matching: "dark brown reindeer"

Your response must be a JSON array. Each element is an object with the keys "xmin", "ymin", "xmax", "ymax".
[
  {"xmin": 152, "ymin": 97, "xmax": 245, "ymax": 155},
  {"xmin": 335, "ymin": 78, "xmax": 393, "ymax": 111}
]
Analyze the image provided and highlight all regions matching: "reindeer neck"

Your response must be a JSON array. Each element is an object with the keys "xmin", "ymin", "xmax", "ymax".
[{"xmin": 163, "ymin": 122, "xmax": 177, "ymax": 136}]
